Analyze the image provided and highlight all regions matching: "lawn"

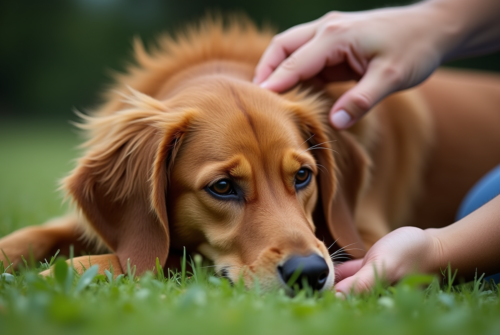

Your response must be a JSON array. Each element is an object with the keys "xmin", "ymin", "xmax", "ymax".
[{"xmin": 1, "ymin": 122, "xmax": 499, "ymax": 335}]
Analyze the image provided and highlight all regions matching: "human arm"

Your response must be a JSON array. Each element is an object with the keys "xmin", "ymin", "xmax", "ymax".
[
  {"xmin": 334, "ymin": 195, "xmax": 500, "ymax": 294},
  {"xmin": 254, "ymin": 0, "xmax": 500, "ymax": 129}
]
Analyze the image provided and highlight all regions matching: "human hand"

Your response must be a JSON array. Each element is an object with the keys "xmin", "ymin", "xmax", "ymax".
[
  {"xmin": 334, "ymin": 227, "xmax": 440, "ymax": 295},
  {"xmin": 254, "ymin": 3, "xmax": 451, "ymax": 129}
]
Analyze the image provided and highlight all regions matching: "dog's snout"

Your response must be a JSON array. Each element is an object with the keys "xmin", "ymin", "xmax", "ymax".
[{"xmin": 278, "ymin": 254, "xmax": 329, "ymax": 291}]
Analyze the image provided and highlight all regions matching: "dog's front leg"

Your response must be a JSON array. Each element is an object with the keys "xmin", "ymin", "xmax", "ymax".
[
  {"xmin": 39, "ymin": 254, "xmax": 123, "ymax": 277},
  {"xmin": 0, "ymin": 216, "xmax": 88, "ymax": 271}
]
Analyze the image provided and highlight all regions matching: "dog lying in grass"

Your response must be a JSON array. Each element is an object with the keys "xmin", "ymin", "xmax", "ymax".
[{"xmin": 1, "ymin": 17, "xmax": 500, "ymax": 293}]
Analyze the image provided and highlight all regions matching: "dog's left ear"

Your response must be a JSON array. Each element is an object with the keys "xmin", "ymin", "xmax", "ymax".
[
  {"xmin": 290, "ymin": 101, "xmax": 369, "ymax": 259},
  {"xmin": 64, "ymin": 90, "xmax": 194, "ymax": 274}
]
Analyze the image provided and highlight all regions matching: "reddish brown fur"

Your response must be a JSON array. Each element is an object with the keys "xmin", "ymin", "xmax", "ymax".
[{"xmin": 1, "ymin": 18, "xmax": 500, "ymax": 291}]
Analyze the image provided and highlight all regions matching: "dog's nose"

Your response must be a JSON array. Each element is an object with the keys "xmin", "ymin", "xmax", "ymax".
[{"xmin": 278, "ymin": 254, "xmax": 329, "ymax": 291}]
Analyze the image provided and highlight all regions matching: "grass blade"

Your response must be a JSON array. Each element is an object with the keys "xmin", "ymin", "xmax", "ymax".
[
  {"xmin": 127, "ymin": 259, "xmax": 136, "ymax": 281},
  {"xmin": 156, "ymin": 257, "xmax": 165, "ymax": 281},
  {"xmin": 75, "ymin": 265, "xmax": 99, "ymax": 294},
  {"xmin": 181, "ymin": 247, "xmax": 186, "ymax": 287}
]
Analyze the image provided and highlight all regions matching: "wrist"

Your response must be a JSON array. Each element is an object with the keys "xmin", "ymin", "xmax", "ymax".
[
  {"xmin": 412, "ymin": 0, "xmax": 467, "ymax": 62},
  {"xmin": 422, "ymin": 227, "xmax": 447, "ymax": 275},
  {"xmin": 421, "ymin": 0, "xmax": 500, "ymax": 60}
]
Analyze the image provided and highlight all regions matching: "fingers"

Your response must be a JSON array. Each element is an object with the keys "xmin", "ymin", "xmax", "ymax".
[
  {"xmin": 260, "ymin": 36, "xmax": 338, "ymax": 92},
  {"xmin": 329, "ymin": 60, "xmax": 403, "ymax": 129},
  {"xmin": 334, "ymin": 259, "xmax": 364, "ymax": 283},
  {"xmin": 254, "ymin": 23, "xmax": 318, "ymax": 85},
  {"xmin": 334, "ymin": 261, "xmax": 382, "ymax": 295}
]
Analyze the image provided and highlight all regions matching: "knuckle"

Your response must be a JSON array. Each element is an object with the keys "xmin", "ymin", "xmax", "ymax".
[
  {"xmin": 320, "ymin": 21, "xmax": 350, "ymax": 36},
  {"xmin": 323, "ymin": 11, "xmax": 342, "ymax": 21},
  {"xmin": 281, "ymin": 55, "xmax": 298, "ymax": 70},
  {"xmin": 382, "ymin": 65, "xmax": 404, "ymax": 87},
  {"xmin": 350, "ymin": 92, "xmax": 373, "ymax": 112}
]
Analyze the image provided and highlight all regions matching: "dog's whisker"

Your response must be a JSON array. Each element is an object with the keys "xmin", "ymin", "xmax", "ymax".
[
  {"xmin": 330, "ymin": 250, "xmax": 350, "ymax": 257},
  {"xmin": 327, "ymin": 238, "xmax": 340, "ymax": 250},
  {"xmin": 315, "ymin": 163, "xmax": 328, "ymax": 174},
  {"xmin": 304, "ymin": 146, "xmax": 334, "ymax": 153},
  {"xmin": 330, "ymin": 251, "xmax": 351, "ymax": 257},
  {"xmin": 329, "ymin": 243, "xmax": 367, "ymax": 261},
  {"xmin": 305, "ymin": 145, "xmax": 335, "ymax": 152},
  {"xmin": 299, "ymin": 134, "xmax": 316, "ymax": 148},
  {"xmin": 330, "ymin": 253, "xmax": 351, "ymax": 258},
  {"xmin": 329, "ymin": 242, "xmax": 358, "ymax": 255},
  {"xmin": 335, "ymin": 247, "xmax": 366, "ymax": 254},
  {"xmin": 330, "ymin": 253, "xmax": 351, "ymax": 260},
  {"xmin": 303, "ymin": 146, "xmax": 340, "ymax": 158},
  {"xmin": 330, "ymin": 250, "xmax": 365, "ymax": 259},
  {"xmin": 327, "ymin": 241, "xmax": 365, "ymax": 260},
  {"xmin": 299, "ymin": 140, "xmax": 336, "ymax": 155}
]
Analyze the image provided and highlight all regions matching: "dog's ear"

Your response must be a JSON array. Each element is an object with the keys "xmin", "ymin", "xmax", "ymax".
[
  {"xmin": 64, "ymin": 90, "xmax": 194, "ymax": 274},
  {"xmin": 289, "ymin": 99, "xmax": 369, "ymax": 259},
  {"xmin": 321, "ymin": 131, "xmax": 370, "ymax": 258}
]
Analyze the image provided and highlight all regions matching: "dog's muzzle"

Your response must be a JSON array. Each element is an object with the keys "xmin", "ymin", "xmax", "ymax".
[{"xmin": 278, "ymin": 254, "xmax": 329, "ymax": 291}]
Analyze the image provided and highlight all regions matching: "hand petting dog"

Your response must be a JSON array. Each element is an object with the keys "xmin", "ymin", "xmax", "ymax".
[
  {"xmin": 255, "ymin": 0, "xmax": 500, "ymax": 130},
  {"xmin": 256, "ymin": 0, "xmax": 500, "ymax": 293}
]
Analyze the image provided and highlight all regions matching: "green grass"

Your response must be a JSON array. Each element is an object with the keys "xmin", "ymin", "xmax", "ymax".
[
  {"xmin": 1, "ymin": 122, "xmax": 500, "ymax": 335},
  {"xmin": 0, "ymin": 121, "xmax": 79, "ymax": 235}
]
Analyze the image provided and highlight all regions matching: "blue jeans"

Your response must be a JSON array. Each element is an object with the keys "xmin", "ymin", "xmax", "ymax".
[{"xmin": 455, "ymin": 164, "xmax": 500, "ymax": 284}]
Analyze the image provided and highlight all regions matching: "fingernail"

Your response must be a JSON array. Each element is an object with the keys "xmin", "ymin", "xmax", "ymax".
[
  {"xmin": 335, "ymin": 291, "xmax": 346, "ymax": 300},
  {"xmin": 331, "ymin": 110, "xmax": 351, "ymax": 129}
]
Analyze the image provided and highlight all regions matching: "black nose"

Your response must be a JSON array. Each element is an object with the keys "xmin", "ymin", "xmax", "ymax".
[{"xmin": 278, "ymin": 254, "xmax": 329, "ymax": 291}]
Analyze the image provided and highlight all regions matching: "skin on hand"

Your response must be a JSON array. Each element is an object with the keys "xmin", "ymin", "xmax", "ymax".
[
  {"xmin": 254, "ymin": 4, "xmax": 445, "ymax": 129},
  {"xmin": 334, "ymin": 227, "xmax": 439, "ymax": 295},
  {"xmin": 334, "ymin": 195, "xmax": 500, "ymax": 295},
  {"xmin": 254, "ymin": 0, "xmax": 500, "ymax": 130}
]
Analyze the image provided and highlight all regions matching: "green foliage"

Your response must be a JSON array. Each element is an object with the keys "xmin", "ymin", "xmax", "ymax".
[
  {"xmin": 0, "ymin": 254, "xmax": 499, "ymax": 335},
  {"xmin": 1, "ymin": 123, "xmax": 500, "ymax": 334}
]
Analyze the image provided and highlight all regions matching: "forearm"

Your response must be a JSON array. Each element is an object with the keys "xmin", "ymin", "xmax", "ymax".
[
  {"xmin": 427, "ymin": 195, "xmax": 500, "ymax": 279},
  {"xmin": 421, "ymin": 0, "xmax": 500, "ymax": 60}
]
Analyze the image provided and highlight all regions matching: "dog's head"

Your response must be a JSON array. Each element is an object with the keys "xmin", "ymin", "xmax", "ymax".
[{"xmin": 65, "ymin": 70, "xmax": 369, "ymax": 292}]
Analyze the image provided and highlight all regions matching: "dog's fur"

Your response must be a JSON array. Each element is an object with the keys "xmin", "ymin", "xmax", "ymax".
[{"xmin": 2, "ymin": 18, "xmax": 500, "ymax": 291}]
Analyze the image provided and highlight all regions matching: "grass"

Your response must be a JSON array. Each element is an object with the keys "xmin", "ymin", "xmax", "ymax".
[{"xmin": 1, "ymin": 121, "xmax": 500, "ymax": 335}]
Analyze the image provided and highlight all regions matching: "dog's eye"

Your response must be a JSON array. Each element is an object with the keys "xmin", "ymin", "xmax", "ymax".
[
  {"xmin": 295, "ymin": 168, "xmax": 312, "ymax": 189},
  {"xmin": 209, "ymin": 179, "xmax": 235, "ymax": 196}
]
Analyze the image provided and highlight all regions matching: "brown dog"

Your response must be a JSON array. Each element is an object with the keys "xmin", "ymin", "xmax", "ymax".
[{"xmin": 1, "ymin": 18, "xmax": 500, "ymax": 292}]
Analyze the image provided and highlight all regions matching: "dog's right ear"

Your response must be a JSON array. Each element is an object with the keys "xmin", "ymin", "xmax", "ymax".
[
  {"xmin": 287, "ymin": 96, "xmax": 369, "ymax": 259},
  {"xmin": 64, "ymin": 89, "xmax": 195, "ymax": 274}
]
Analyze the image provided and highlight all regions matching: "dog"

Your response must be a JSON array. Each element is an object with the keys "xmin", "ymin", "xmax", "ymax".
[{"xmin": 1, "ymin": 18, "xmax": 500, "ymax": 293}]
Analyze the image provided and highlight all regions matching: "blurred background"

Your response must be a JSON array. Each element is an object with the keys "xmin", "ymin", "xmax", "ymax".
[{"xmin": 1, "ymin": 0, "xmax": 500, "ymax": 122}]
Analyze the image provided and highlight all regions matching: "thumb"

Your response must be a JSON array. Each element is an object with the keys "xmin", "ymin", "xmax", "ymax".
[
  {"xmin": 334, "ymin": 261, "xmax": 384, "ymax": 295},
  {"xmin": 329, "ymin": 60, "xmax": 402, "ymax": 129},
  {"xmin": 334, "ymin": 259, "xmax": 364, "ymax": 283}
]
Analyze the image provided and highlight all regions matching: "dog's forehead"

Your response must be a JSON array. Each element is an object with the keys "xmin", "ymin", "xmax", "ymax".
[{"xmin": 185, "ymin": 82, "xmax": 307, "ymax": 160}]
